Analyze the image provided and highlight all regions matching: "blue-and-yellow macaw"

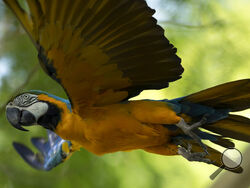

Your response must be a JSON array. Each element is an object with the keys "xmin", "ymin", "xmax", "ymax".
[{"xmin": 3, "ymin": 0, "xmax": 250, "ymax": 172}]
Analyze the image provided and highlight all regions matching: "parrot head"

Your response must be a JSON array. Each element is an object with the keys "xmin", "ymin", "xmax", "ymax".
[
  {"xmin": 6, "ymin": 91, "xmax": 73, "ymax": 170},
  {"xmin": 5, "ymin": 91, "xmax": 70, "ymax": 132}
]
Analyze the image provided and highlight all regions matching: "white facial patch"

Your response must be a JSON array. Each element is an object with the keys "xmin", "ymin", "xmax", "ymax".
[{"xmin": 25, "ymin": 102, "xmax": 49, "ymax": 121}]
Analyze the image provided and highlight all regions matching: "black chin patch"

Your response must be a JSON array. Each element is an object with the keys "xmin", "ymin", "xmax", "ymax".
[{"xmin": 37, "ymin": 102, "xmax": 61, "ymax": 131}]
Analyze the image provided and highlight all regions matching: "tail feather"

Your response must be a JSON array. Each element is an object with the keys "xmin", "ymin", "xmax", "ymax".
[
  {"xmin": 176, "ymin": 79, "xmax": 249, "ymax": 173},
  {"xmin": 210, "ymin": 137, "xmax": 235, "ymax": 148},
  {"xmin": 179, "ymin": 79, "xmax": 250, "ymax": 143},
  {"xmin": 196, "ymin": 129, "xmax": 235, "ymax": 148},
  {"xmin": 182, "ymin": 79, "xmax": 250, "ymax": 112},
  {"xmin": 205, "ymin": 114, "xmax": 250, "ymax": 143}
]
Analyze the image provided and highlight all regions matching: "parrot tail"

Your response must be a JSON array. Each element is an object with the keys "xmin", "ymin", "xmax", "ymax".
[
  {"xmin": 205, "ymin": 114, "xmax": 250, "ymax": 143},
  {"xmin": 169, "ymin": 79, "xmax": 249, "ymax": 173},
  {"xmin": 180, "ymin": 79, "xmax": 250, "ymax": 143},
  {"xmin": 182, "ymin": 79, "xmax": 250, "ymax": 112}
]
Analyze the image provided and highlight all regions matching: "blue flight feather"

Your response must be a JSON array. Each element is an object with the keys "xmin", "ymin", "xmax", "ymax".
[{"xmin": 13, "ymin": 130, "xmax": 72, "ymax": 171}]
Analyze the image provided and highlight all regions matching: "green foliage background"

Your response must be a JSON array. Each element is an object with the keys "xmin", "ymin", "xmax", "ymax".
[{"xmin": 0, "ymin": 0, "xmax": 249, "ymax": 187}]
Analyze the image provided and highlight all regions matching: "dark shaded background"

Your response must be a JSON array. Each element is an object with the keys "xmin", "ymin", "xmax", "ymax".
[{"xmin": 0, "ymin": 0, "xmax": 249, "ymax": 187}]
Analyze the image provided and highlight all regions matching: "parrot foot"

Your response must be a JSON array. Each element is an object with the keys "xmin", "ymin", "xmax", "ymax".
[
  {"xmin": 176, "ymin": 116, "xmax": 208, "ymax": 154},
  {"xmin": 178, "ymin": 144, "xmax": 212, "ymax": 164}
]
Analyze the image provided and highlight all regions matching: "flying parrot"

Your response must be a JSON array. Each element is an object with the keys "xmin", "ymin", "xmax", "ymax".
[{"xmin": 3, "ymin": 0, "xmax": 250, "ymax": 172}]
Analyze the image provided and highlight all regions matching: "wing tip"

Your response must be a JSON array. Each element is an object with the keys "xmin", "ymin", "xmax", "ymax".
[{"xmin": 13, "ymin": 142, "xmax": 45, "ymax": 170}]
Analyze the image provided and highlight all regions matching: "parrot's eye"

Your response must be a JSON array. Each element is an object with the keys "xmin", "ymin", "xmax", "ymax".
[
  {"xmin": 23, "ymin": 94, "xmax": 29, "ymax": 99},
  {"xmin": 8, "ymin": 102, "xmax": 13, "ymax": 106}
]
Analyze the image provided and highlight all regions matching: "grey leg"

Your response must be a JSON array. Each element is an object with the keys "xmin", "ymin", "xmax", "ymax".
[
  {"xmin": 178, "ymin": 144, "xmax": 212, "ymax": 164},
  {"xmin": 176, "ymin": 116, "xmax": 208, "ymax": 154}
]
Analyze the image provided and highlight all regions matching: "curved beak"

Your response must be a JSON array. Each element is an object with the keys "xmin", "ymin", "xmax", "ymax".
[{"xmin": 6, "ymin": 108, "xmax": 36, "ymax": 131}]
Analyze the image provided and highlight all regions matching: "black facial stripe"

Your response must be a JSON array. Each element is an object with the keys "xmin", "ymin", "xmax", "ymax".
[{"xmin": 37, "ymin": 102, "xmax": 61, "ymax": 131}]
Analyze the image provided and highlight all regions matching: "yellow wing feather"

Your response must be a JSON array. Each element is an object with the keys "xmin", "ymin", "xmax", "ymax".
[
  {"xmin": 4, "ymin": 0, "xmax": 184, "ymax": 114},
  {"xmin": 4, "ymin": 0, "xmax": 33, "ymax": 41}
]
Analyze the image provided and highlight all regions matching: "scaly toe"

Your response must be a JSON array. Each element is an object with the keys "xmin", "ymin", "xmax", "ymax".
[
  {"xmin": 176, "ymin": 117, "xmax": 209, "ymax": 154},
  {"xmin": 178, "ymin": 145, "xmax": 212, "ymax": 164}
]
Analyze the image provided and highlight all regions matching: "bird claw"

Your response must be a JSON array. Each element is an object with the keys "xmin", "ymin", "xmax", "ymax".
[
  {"xmin": 178, "ymin": 144, "xmax": 212, "ymax": 164},
  {"xmin": 176, "ymin": 116, "xmax": 208, "ymax": 154}
]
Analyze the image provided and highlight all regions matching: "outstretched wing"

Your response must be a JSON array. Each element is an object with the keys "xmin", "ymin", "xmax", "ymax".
[
  {"xmin": 13, "ymin": 130, "xmax": 70, "ymax": 171},
  {"xmin": 4, "ymin": 0, "xmax": 183, "ymax": 113}
]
